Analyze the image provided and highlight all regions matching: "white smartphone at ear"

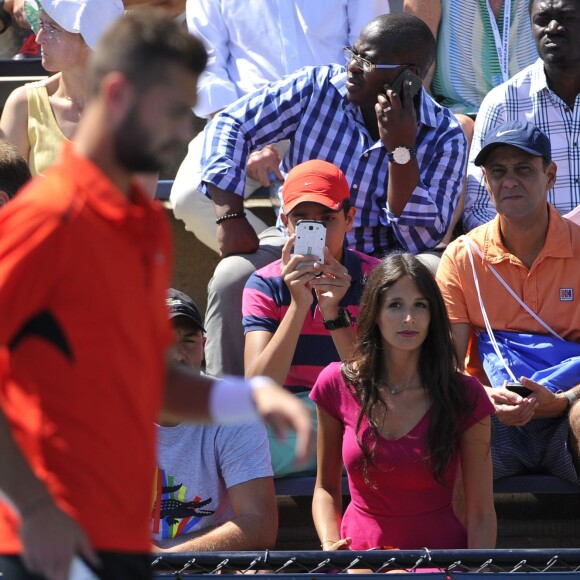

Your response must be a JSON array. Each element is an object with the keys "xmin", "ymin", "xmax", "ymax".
[{"xmin": 294, "ymin": 220, "xmax": 326, "ymax": 268}]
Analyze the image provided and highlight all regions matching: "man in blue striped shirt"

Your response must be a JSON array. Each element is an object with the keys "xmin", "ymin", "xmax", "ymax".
[{"xmin": 199, "ymin": 12, "xmax": 467, "ymax": 377}]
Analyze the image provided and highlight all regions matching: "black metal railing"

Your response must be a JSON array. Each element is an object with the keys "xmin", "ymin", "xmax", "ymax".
[{"xmin": 151, "ymin": 549, "xmax": 580, "ymax": 577}]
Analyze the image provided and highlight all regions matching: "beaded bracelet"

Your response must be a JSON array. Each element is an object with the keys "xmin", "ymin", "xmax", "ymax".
[{"xmin": 215, "ymin": 211, "xmax": 246, "ymax": 225}]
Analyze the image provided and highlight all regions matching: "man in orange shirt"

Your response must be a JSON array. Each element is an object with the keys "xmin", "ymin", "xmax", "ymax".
[
  {"xmin": 0, "ymin": 11, "xmax": 311, "ymax": 580},
  {"xmin": 437, "ymin": 121, "xmax": 580, "ymax": 485}
]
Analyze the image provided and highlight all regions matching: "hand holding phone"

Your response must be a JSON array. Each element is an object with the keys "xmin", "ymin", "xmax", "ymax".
[
  {"xmin": 383, "ymin": 69, "xmax": 422, "ymax": 105},
  {"xmin": 504, "ymin": 381, "xmax": 533, "ymax": 398},
  {"xmin": 293, "ymin": 220, "xmax": 326, "ymax": 269},
  {"xmin": 377, "ymin": 69, "xmax": 421, "ymax": 150}
]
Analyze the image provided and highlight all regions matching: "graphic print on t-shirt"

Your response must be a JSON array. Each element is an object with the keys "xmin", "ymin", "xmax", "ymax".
[{"xmin": 151, "ymin": 467, "xmax": 215, "ymax": 539}]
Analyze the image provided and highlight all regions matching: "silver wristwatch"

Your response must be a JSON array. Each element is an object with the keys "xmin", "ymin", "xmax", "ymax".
[{"xmin": 387, "ymin": 146, "xmax": 417, "ymax": 165}]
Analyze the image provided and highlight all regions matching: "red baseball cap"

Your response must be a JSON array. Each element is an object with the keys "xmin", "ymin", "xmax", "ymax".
[{"xmin": 282, "ymin": 160, "xmax": 351, "ymax": 214}]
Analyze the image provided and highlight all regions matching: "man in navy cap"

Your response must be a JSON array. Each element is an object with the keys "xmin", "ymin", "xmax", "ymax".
[
  {"xmin": 166, "ymin": 288, "xmax": 207, "ymax": 370},
  {"xmin": 151, "ymin": 289, "xmax": 276, "ymax": 553},
  {"xmin": 437, "ymin": 120, "xmax": 580, "ymax": 483}
]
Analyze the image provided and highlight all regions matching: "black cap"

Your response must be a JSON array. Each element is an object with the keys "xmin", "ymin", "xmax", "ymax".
[
  {"xmin": 474, "ymin": 120, "xmax": 552, "ymax": 167},
  {"xmin": 166, "ymin": 288, "xmax": 205, "ymax": 332}
]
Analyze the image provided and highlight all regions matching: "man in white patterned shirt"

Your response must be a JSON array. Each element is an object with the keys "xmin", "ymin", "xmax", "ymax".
[{"xmin": 463, "ymin": 0, "xmax": 580, "ymax": 231}]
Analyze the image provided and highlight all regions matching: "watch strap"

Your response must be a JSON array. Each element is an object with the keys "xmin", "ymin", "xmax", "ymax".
[
  {"xmin": 323, "ymin": 308, "xmax": 351, "ymax": 331},
  {"xmin": 564, "ymin": 389, "xmax": 579, "ymax": 409},
  {"xmin": 557, "ymin": 389, "xmax": 578, "ymax": 414}
]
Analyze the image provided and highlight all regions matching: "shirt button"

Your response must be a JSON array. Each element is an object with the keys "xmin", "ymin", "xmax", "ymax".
[
  {"xmin": 364, "ymin": 153, "xmax": 369, "ymax": 158},
  {"xmin": 352, "ymin": 184, "xmax": 359, "ymax": 189}
]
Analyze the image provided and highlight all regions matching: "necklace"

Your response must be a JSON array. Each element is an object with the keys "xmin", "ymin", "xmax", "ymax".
[
  {"xmin": 379, "ymin": 380, "xmax": 421, "ymax": 396},
  {"xmin": 387, "ymin": 384, "xmax": 418, "ymax": 395}
]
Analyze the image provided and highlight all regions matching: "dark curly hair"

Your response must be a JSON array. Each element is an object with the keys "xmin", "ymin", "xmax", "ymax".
[{"xmin": 342, "ymin": 252, "xmax": 471, "ymax": 486}]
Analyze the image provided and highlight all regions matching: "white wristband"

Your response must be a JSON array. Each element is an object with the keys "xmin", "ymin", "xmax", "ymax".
[{"xmin": 209, "ymin": 375, "xmax": 270, "ymax": 424}]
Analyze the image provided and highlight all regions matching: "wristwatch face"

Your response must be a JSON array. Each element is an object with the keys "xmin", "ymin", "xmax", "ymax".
[{"xmin": 393, "ymin": 146, "xmax": 411, "ymax": 165}]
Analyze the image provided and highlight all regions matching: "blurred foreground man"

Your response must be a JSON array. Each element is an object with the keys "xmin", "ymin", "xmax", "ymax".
[{"xmin": 0, "ymin": 11, "xmax": 311, "ymax": 580}]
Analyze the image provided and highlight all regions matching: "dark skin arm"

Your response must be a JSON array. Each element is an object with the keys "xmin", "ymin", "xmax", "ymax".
[
  {"xmin": 373, "ymin": 78, "xmax": 420, "ymax": 216},
  {"xmin": 208, "ymin": 184, "xmax": 259, "ymax": 258}
]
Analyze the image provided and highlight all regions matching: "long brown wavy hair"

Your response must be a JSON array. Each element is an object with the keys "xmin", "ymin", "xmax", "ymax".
[{"xmin": 342, "ymin": 252, "xmax": 471, "ymax": 486}]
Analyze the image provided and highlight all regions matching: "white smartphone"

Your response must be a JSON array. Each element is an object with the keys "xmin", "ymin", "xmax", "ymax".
[{"xmin": 294, "ymin": 219, "xmax": 326, "ymax": 268}]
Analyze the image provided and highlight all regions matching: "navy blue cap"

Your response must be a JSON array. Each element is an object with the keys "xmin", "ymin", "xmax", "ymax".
[
  {"xmin": 166, "ymin": 288, "xmax": 205, "ymax": 333},
  {"xmin": 474, "ymin": 121, "xmax": 552, "ymax": 167}
]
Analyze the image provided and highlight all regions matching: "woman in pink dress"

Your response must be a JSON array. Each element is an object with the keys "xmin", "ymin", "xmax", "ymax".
[{"xmin": 310, "ymin": 252, "xmax": 496, "ymax": 551}]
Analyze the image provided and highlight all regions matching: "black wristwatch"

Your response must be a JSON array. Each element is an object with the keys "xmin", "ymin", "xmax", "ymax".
[{"xmin": 323, "ymin": 308, "xmax": 351, "ymax": 331}]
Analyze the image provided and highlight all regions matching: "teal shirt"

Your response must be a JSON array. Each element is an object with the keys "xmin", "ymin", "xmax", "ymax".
[{"xmin": 431, "ymin": 0, "xmax": 537, "ymax": 115}]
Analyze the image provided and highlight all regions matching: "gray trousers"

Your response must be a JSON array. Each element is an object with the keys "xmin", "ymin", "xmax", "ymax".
[{"xmin": 204, "ymin": 227, "xmax": 285, "ymax": 377}]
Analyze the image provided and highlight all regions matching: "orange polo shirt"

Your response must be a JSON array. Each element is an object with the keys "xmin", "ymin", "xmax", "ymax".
[
  {"xmin": 0, "ymin": 143, "xmax": 173, "ymax": 553},
  {"xmin": 437, "ymin": 204, "xmax": 580, "ymax": 384}
]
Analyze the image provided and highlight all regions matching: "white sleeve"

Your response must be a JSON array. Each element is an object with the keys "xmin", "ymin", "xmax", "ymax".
[
  {"xmin": 186, "ymin": 0, "xmax": 239, "ymax": 118},
  {"xmin": 346, "ymin": 0, "xmax": 390, "ymax": 45}
]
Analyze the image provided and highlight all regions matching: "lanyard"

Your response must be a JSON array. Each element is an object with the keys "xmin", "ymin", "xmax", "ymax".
[{"xmin": 485, "ymin": 0, "xmax": 512, "ymax": 83}]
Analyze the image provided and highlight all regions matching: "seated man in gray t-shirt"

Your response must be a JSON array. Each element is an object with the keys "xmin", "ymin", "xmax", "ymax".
[{"xmin": 151, "ymin": 289, "xmax": 276, "ymax": 552}]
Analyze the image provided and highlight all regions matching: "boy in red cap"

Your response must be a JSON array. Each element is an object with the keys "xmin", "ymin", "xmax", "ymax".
[{"xmin": 243, "ymin": 160, "xmax": 380, "ymax": 476}]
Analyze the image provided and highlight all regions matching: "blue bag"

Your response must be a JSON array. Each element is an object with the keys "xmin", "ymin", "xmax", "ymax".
[{"xmin": 477, "ymin": 330, "xmax": 580, "ymax": 392}]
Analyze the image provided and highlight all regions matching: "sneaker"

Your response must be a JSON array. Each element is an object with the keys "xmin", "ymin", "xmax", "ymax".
[{"xmin": 13, "ymin": 31, "xmax": 40, "ymax": 60}]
